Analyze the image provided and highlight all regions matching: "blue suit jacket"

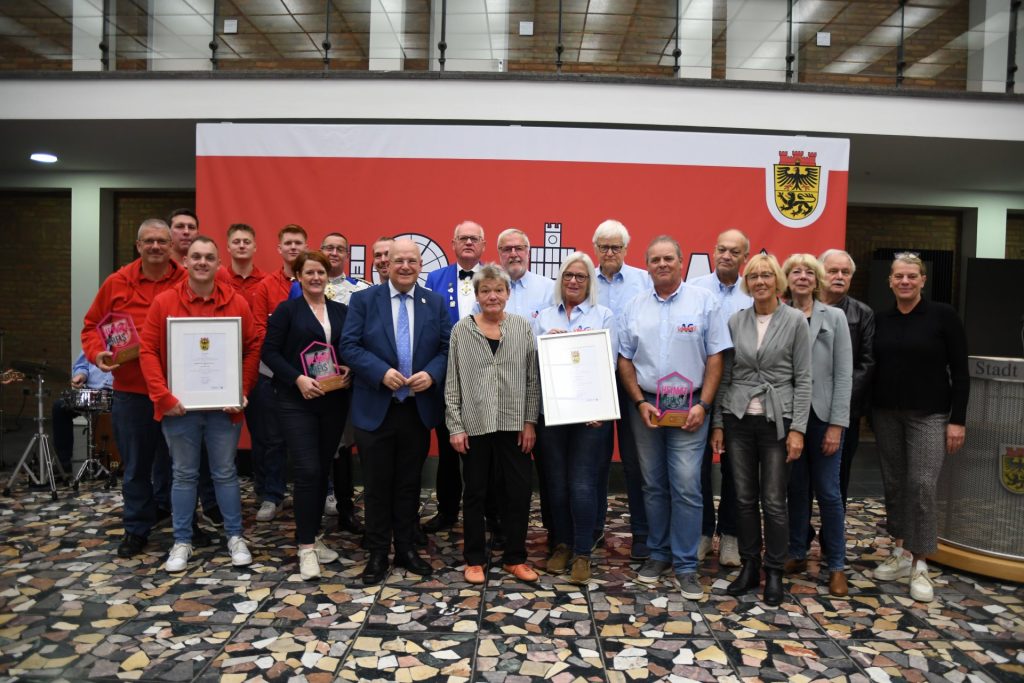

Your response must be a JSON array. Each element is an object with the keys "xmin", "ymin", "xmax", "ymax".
[
  {"xmin": 341, "ymin": 284, "xmax": 451, "ymax": 431},
  {"xmin": 424, "ymin": 264, "xmax": 463, "ymax": 326}
]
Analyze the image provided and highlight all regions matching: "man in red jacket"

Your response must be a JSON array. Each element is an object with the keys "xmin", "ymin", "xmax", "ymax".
[
  {"xmin": 139, "ymin": 236, "xmax": 261, "ymax": 572},
  {"xmin": 81, "ymin": 218, "xmax": 185, "ymax": 558}
]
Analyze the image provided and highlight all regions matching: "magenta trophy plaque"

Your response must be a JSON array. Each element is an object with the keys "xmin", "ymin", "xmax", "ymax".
[
  {"xmin": 300, "ymin": 341, "xmax": 343, "ymax": 393},
  {"xmin": 655, "ymin": 372, "xmax": 694, "ymax": 427},
  {"xmin": 97, "ymin": 312, "xmax": 141, "ymax": 364}
]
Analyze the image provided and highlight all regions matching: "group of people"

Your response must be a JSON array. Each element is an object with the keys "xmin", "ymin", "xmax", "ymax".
[{"xmin": 79, "ymin": 210, "xmax": 968, "ymax": 605}]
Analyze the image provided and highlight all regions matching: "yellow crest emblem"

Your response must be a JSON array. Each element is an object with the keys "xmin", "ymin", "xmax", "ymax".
[
  {"xmin": 199, "ymin": 336, "xmax": 210, "ymax": 351},
  {"xmin": 774, "ymin": 151, "xmax": 820, "ymax": 220},
  {"xmin": 1000, "ymin": 445, "xmax": 1024, "ymax": 494}
]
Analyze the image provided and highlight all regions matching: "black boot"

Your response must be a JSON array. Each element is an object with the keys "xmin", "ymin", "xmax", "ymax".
[
  {"xmin": 726, "ymin": 560, "xmax": 761, "ymax": 596},
  {"xmin": 763, "ymin": 568, "xmax": 784, "ymax": 606}
]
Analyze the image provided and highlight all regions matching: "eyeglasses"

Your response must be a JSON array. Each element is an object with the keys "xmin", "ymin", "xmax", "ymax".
[
  {"xmin": 455, "ymin": 235, "xmax": 483, "ymax": 244},
  {"xmin": 139, "ymin": 238, "xmax": 170, "ymax": 246},
  {"xmin": 745, "ymin": 271, "xmax": 775, "ymax": 281},
  {"xmin": 596, "ymin": 244, "xmax": 624, "ymax": 254},
  {"xmin": 499, "ymin": 245, "xmax": 527, "ymax": 254},
  {"xmin": 561, "ymin": 272, "xmax": 590, "ymax": 282},
  {"xmin": 321, "ymin": 245, "xmax": 348, "ymax": 253}
]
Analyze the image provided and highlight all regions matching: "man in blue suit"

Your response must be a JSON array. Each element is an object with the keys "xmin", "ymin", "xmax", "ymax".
[
  {"xmin": 342, "ymin": 238, "xmax": 452, "ymax": 585},
  {"xmin": 421, "ymin": 220, "xmax": 486, "ymax": 533}
]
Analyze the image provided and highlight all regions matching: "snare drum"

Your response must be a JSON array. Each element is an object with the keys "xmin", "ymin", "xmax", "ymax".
[
  {"xmin": 60, "ymin": 387, "xmax": 113, "ymax": 412},
  {"xmin": 93, "ymin": 412, "xmax": 121, "ymax": 471}
]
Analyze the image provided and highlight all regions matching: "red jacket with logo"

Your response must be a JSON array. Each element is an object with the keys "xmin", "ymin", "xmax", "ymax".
[
  {"xmin": 216, "ymin": 263, "xmax": 266, "ymax": 314},
  {"xmin": 81, "ymin": 258, "xmax": 186, "ymax": 395},
  {"xmin": 139, "ymin": 279, "xmax": 261, "ymax": 422}
]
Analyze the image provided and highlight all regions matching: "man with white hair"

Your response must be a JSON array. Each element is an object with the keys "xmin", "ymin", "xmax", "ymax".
[
  {"xmin": 819, "ymin": 248, "xmax": 875, "ymax": 509},
  {"xmin": 592, "ymin": 219, "xmax": 653, "ymax": 560},
  {"xmin": 496, "ymin": 228, "xmax": 554, "ymax": 320}
]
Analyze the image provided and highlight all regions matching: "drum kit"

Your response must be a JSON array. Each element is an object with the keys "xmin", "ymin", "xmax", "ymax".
[{"xmin": 1, "ymin": 360, "xmax": 118, "ymax": 500}]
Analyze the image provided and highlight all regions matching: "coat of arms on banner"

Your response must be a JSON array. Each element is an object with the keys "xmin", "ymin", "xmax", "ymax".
[
  {"xmin": 1000, "ymin": 444, "xmax": 1024, "ymax": 494},
  {"xmin": 774, "ymin": 151, "xmax": 820, "ymax": 220}
]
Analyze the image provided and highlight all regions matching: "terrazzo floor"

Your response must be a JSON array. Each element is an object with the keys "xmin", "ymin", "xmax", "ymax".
[{"xmin": 0, "ymin": 482, "xmax": 1021, "ymax": 682}]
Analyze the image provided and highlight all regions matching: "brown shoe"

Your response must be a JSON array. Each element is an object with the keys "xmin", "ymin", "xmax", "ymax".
[
  {"xmin": 784, "ymin": 558, "xmax": 808, "ymax": 575},
  {"xmin": 829, "ymin": 570, "xmax": 848, "ymax": 597},
  {"xmin": 464, "ymin": 565, "xmax": 485, "ymax": 585},
  {"xmin": 569, "ymin": 555, "xmax": 591, "ymax": 585},
  {"xmin": 503, "ymin": 563, "xmax": 539, "ymax": 583},
  {"xmin": 547, "ymin": 543, "xmax": 571, "ymax": 574}
]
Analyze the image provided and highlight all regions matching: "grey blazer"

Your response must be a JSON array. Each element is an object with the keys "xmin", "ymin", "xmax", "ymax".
[
  {"xmin": 714, "ymin": 303, "xmax": 812, "ymax": 439},
  {"xmin": 800, "ymin": 300, "xmax": 853, "ymax": 428}
]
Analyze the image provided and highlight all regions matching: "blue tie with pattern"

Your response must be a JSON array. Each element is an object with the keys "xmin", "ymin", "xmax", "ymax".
[{"xmin": 396, "ymin": 292, "xmax": 411, "ymax": 401}]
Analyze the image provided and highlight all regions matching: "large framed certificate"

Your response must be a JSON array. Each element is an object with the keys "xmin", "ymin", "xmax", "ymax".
[
  {"xmin": 537, "ymin": 329, "xmax": 620, "ymax": 426},
  {"xmin": 167, "ymin": 317, "xmax": 243, "ymax": 410}
]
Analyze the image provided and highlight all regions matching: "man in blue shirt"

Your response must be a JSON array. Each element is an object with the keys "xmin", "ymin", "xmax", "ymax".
[
  {"xmin": 618, "ymin": 236, "xmax": 732, "ymax": 601},
  {"xmin": 496, "ymin": 228, "xmax": 554, "ymax": 320},
  {"xmin": 592, "ymin": 219, "xmax": 653, "ymax": 560},
  {"xmin": 687, "ymin": 229, "xmax": 752, "ymax": 568},
  {"xmin": 52, "ymin": 351, "xmax": 113, "ymax": 474}
]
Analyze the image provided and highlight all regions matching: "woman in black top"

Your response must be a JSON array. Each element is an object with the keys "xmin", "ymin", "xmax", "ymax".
[{"xmin": 870, "ymin": 252, "xmax": 968, "ymax": 603}]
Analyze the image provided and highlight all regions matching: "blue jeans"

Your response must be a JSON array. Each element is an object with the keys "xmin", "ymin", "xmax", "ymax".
[
  {"xmin": 152, "ymin": 439, "xmax": 218, "ymax": 514},
  {"xmin": 247, "ymin": 375, "xmax": 287, "ymax": 504},
  {"xmin": 788, "ymin": 412, "xmax": 846, "ymax": 570},
  {"xmin": 629, "ymin": 391, "xmax": 707, "ymax": 574},
  {"xmin": 112, "ymin": 390, "xmax": 169, "ymax": 538},
  {"xmin": 540, "ymin": 420, "xmax": 613, "ymax": 555},
  {"xmin": 162, "ymin": 412, "xmax": 244, "ymax": 543},
  {"xmin": 602, "ymin": 377, "xmax": 649, "ymax": 538}
]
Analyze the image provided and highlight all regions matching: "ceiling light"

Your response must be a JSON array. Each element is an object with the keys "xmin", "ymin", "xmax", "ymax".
[{"xmin": 30, "ymin": 153, "xmax": 58, "ymax": 163}]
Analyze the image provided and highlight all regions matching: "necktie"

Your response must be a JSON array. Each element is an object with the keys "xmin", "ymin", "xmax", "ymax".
[
  {"xmin": 459, "ymin": 269, "xmax": 474, "ymax": 280},
  {"xmin": 396, "ymin": 292, "xmax": 411, "ymax": 401}
]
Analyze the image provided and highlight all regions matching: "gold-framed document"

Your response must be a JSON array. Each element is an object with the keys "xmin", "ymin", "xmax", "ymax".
[
  {"xmin": 537, "ymin": 329, "xmax": 620, "ymax": 426},
  {"xmin": 167, "ymin": 317, "xmax": 243, "ymax": 410}
]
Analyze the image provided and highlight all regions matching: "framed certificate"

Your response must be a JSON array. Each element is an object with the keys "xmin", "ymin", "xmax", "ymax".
[
  {"xmin": 167, "ymin": 317, "xmax": 243, "ymax": 410},
  {"xmin": 537, "ymin": 329, "xmax": 620, "ymax": 426}
]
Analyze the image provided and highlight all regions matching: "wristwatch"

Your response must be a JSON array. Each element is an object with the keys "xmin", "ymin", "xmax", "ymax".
[
  {"xmin": 696, "ymin": 399, "xmax": 711, "ymax": 412},
  {"xmin": 635, "ymin": 399, "xmax": 646, "ymax": 411}
]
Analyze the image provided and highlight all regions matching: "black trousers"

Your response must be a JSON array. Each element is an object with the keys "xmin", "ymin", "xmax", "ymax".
[
  {"xmin": 332, "ymin": 445, "xmax": 356, "ymax": 516},
  {"xmin": 724, "ymin": 414, "xmax": 792, "ymax": 571},
  {"xmin": 838, "ymin": 415, "xmax": 861, "ymax": 508},
  {"xmin": 462, "ymin": 431, "xmax": 532, "ymax": 566},
  {"xmin": 433, "ymin": 422, "xmax": 463, "ymax": 519},
  {"xmin": 356, "ymin": 400, "xmax": 429, "ymax": 555}
]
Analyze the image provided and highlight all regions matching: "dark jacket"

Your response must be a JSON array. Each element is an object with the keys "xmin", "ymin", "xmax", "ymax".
[
  {"xmin": 261, "ymin": 296, "xmax": 348, "ymax": 407},
  {"xmin": 834, "ymin": 295, "xmax": 875, "ymax": 417}
]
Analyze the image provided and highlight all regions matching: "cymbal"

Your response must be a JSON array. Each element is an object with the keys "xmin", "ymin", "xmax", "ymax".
[{"xmin": 10, "ymin": 360, "xmax": 69, "ymax": 382}]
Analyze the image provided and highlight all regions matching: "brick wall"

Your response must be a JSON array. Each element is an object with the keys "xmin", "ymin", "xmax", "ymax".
[
  {"xmin": 114, "ymin": 191, "xmax": 197, "ymax": 269},
  {"xmin": 0, "ymin": 191, "xmax": 72, "ymax": 428},
  {"xmin": 1007, "ymin": 213, "xmax": 1024, "ymax": 260},
  {"xmin": 844, "ymin": 206, "xmax": 962, "ymax": 304}
]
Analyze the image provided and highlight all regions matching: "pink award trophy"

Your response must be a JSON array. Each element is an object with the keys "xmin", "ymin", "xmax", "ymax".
[
  {"xmin": 97, "ymin": 312, "xmax": 141, "ymax": 364},
  {"xmin": 300, "ymin": 341, "xmax": 344, "ymax": 393},
  {"xmin": 655, "ymin": 372, "xmax": 694, "ymax": 427}
]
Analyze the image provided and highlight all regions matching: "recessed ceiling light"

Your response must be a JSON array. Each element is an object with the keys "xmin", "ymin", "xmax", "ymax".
[{"xmin": 30, "ymin": 153, "xmax": 58, "ymax": 163}]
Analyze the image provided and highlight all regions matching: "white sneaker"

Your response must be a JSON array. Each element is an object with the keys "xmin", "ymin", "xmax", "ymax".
[
  {"xmin": 164, "ymin": 542, "xmax": 192, "ymax": 572},
  {"xmin": 873, "ymin": 550, "xmax": 913, "ymax": 581},
  {"xmin": 697, "ymin": 535, "xmax": 713, "ymax": 561},
  {"xmin": 324, "ymin": 494, "xmax": 339, "ymax": 517},
  {"xmin": 227, "ymin": 536, "xmax": 252, "ymax": 567},
  {"xmin": 255, "ymin": 500, "xmax": 282, "ymax": 522},
  {"xmin": 298, "ymin": 547, "xmax": 321, "ymax": 580},
  {"xmin": 314, "ymin": 536, "xmax": 338, "ymax": 564},
  {"xmin": 719, "ymin": 535, "xmax": 741, "ymax": 567},
  {"xmin": 909, "ymin": 562, "xmax": 935, "ymax": 602}
]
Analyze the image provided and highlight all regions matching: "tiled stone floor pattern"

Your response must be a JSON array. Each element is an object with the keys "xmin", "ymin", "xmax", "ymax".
[{"xmin": 0, "ymin": 483, "xmax": 1021, "ymax": 682}]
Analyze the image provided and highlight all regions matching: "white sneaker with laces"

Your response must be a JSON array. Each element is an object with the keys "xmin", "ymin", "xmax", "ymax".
[
  {"xmin": 165, "ymin": 542, "xmax": 192, "ymax": 573},
  {"xmin": 314, "ymin": 537, "xmax": 339, "ymax": 564},
  {"xmin": 324, "ymin": 494, "xmax": 339, "ymax": 517},
  {"xmin": 873, "ymin": 551, "xmax": 913, "ymax": 581},
  {"xmin": 909, "ymin": 562, "xmax": 935, "ymax": 602},
  {"xmin": 697, "ymin": 535, "xmax": 713, "ymax": 561},
  {"xmin": 256, "ymin": 500, "xmax": 282, "ymax": 522},
  {"xmin": 719, "ymin": 535, "xmax": 741, "ymax": 567},
  {"xmin": 227, "ymin": 536, "xmax": 252, "ymax": 567},
  {"xmin": 298, "ymin": 547, "xmax": 321, "ymax": 580}
]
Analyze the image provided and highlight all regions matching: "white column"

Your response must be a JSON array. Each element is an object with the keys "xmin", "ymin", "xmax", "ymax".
[
  {"xmin": 431, "ymin": 0, "xmax": 508, "ymax": 72},
  {"xmin": 370, "ymin": 0, "xmax": 407, "ymax": 71},
  {"xmin": 967, "ymin": 0, "xmax": 1011, "ymax": 92},
  {"xmin": 148, "ymin": 0, "xmax": 214, "ymax": 72},
  {"xmin": 976, "ymin": 201, "xmax": 1008, "ymax": 257},
  {"xmin": 72, "ymin": 0, "xmax": 104, "ymax": 71},
  {"xmin": 678, "ymin": 0, "xmax": 713, "ymax": 79},
  {"xmin": 725, "ymin": 0, "xmax": 789, "ymax": 82},
  {"xmin": 71, "ymin": 183, "xmax": 103, "ymax": 358}
]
